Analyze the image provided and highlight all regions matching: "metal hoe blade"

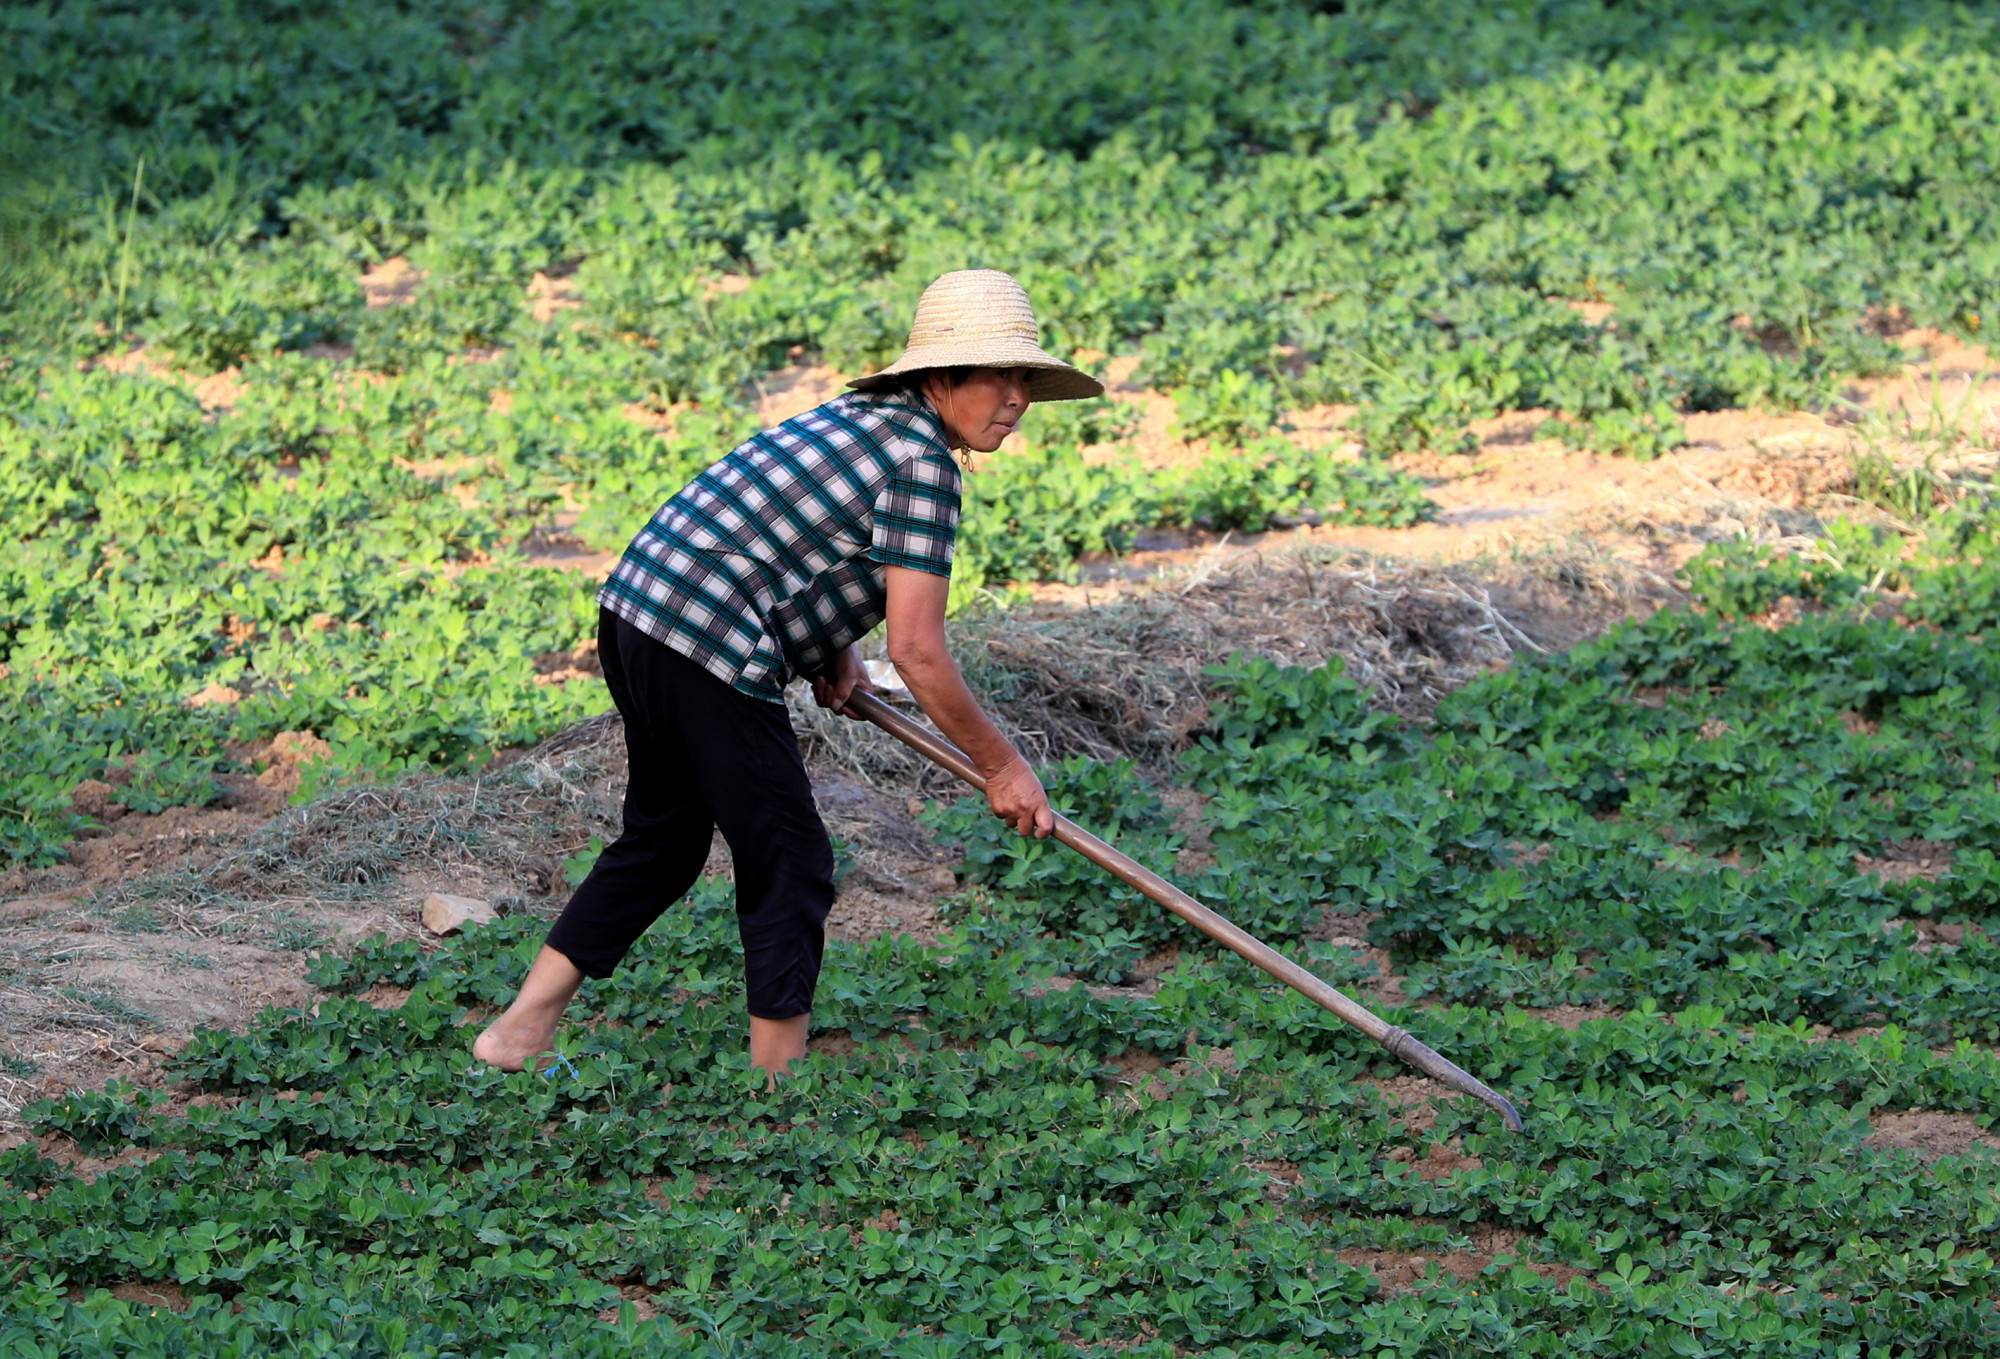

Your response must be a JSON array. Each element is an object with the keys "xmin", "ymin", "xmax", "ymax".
[{"xmin": 848, "ymin": 689, "xmax": 1525, "ymax": 1133}]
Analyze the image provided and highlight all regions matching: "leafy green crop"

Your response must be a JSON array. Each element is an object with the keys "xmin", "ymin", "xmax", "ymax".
[
  {"xmin": 0, "ymin": 356, "xmax": 614, "ymax": 863},
  {"xmin": 927, "ymin": 756, "xmax": 1196, "ymax": 982},
  {"xmin": 1169, "ymin": 370, "xmax": 1281, "ymax": 445},
  {"xmin": 9, "ymin": 893, "xmax": 2000, "ymax": 1355},
  {"xmin": 1675, "ymin": 538, "xmax": 1864, "ymax": 617},
  {"xmin": 1160, "ymin": 438, "xmax": 1435, "ymax": 533},
  {"xmin": 18, "ymin": 487, "xmax": 2000, "ymax": 1358},
  {"xmin": 8, "ymin": 0, "xmax": 1998, "ymax": 424},
  {"xmin": 1159, "ymin": 602, "xmax": 2000, "ymax": 1037},
  {"xmin": 1680, "ymin": 494, "xmax": 2000, "ymax": 628},
  {"xmin": 9, "ymin": 0, "xmax": 2000, "ymax": 865},
  {"xmin": 10, "ymin": 7, "xmax": 2000, "ymax": 1347},
  {"xmin": 1535, "ymin": 404, "xmax": 1687, "ymax": 461},
  {"xmin": 955, "ymin": 439, "xmax": 1433, "ymax": 594}
]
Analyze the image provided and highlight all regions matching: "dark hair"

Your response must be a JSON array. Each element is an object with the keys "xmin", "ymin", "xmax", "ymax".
[{"xmin": 880, "ymin": 366, "xmax": 974, "ymax": 399}]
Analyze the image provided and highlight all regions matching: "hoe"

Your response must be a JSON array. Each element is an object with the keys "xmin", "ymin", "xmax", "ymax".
[{"xmin": 849, "ymin": 689, "xmax": 1525, "ymax": 1133}]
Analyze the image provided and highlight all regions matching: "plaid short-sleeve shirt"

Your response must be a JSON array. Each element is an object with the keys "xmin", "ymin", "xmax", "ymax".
[{"xmin": 597, "ymin": 390, "xmax": 959, "ymax": 702}]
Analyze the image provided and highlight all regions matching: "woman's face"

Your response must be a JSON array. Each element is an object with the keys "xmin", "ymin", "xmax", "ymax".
[{"xmin": 925, "ymin": 367, "xmax": 1032, "ymax": 453}]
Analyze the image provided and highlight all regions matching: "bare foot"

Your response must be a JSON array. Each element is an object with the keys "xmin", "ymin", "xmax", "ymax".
[
  {"xmin": 471, "ymin": 1007, "xmax": 560, "ymax": 1072},
  {"xmin": 471, "ymin": 946, "xmax": 586, "ymax": 1073}
]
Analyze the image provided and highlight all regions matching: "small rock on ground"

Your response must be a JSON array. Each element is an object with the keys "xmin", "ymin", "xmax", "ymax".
[{"xmin": 422, "ymin": 892, "xmax": 496, "ymax": 936}]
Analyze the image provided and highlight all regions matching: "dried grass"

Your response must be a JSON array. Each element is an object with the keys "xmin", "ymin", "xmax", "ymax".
[
  {"xmin": 0, "ymin": 938, "xmax": 152, "ymax": 1127},
  {"xmin": 791, "ymin": 541, "xmax": 1644, "ymax": 793},
  {"xmin": 86, "ymin": 742, "xmax": 630, "ymax": 930}
]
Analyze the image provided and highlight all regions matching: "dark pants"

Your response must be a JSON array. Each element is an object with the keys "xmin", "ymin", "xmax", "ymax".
[{"xmin": 544, "ymin": 609, "xmax": 836, "ymax": 1019}]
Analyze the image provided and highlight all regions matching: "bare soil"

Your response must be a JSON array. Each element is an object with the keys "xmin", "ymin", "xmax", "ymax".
[
  {"xmin": 1862, "ymin": 1109, "xmax": 2000, "ymax": 1159},
  {"xmin": 358, "ymin": 255, "xmax": 425, "ymax": 308},
  {"xmin": 1336, "ymin": 1219, "xmax": 1590, "ymax": 1296},
  {"xmin": 1355, "ymin": 1075, "xmax": 1459, "ymax": 1136},
  {"xmin": 1516, "ymin": 1005, "xmax": 1624, "ymax": 1031}
]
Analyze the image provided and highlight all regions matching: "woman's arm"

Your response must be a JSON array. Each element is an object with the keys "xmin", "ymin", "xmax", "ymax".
[{"xmin": 866, "ymin": 564, "xmax": 1052, "ymax": 838}]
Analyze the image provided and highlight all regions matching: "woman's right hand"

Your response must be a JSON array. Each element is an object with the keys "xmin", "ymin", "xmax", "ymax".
[{"xmin": 985, "ymin": 755, "xmax": 1054, "ymax": 838}]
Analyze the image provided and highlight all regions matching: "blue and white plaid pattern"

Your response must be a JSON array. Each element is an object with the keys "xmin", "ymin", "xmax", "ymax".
[{"xmin": 598, "ymin": 390, "xmax": 960, "ymax": 702}]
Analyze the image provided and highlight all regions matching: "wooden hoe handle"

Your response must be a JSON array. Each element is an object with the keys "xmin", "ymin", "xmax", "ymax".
[{"xmin": 845, "ymin": 689, "xmax": 1525, "ymax": 1133}]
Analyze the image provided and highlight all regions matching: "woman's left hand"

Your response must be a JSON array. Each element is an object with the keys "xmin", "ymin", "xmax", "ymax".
[{"xmin": 810, "ymin": 644, "xmax": 873, "ymax": 719}]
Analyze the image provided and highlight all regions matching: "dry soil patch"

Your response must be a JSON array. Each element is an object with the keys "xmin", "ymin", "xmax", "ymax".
[
  {"xmin": 1337, "ymin": 1221, "xmax": 1586, "ymax": 1296},
  {"xmin": 359, "ymin": 255, "xmax": 424, "ymax": 308},
  {"xmin": 1862, "ymin": 1110, "xmax": 2000, "ymax": 1159},
  {"xmin": 751, "ymin": 361, "xmax": 848, "ymax": 426}
]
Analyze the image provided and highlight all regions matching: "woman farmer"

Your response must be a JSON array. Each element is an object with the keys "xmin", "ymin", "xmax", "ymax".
[{"xmin": 474, "ymin": 269, "xmax": 1103, "ymax": 1078}]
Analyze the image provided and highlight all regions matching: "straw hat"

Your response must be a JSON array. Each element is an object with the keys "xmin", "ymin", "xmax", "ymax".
[{"xmin": 847, "ymin": 269, "xmax": 1104, "ymax": 402}]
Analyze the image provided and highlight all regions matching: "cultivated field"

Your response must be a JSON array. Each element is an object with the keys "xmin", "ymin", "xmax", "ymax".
[{"xmin": 3, "ymin": 2, "xmax": 1999, "ymax": 1355}]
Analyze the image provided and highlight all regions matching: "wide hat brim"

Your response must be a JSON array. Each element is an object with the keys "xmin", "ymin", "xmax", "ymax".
[
  {"xmin": 847, "ymin": 343, "xmax": 1105, "ymax": 402},
  {"xmin": 846, "ymin": 268, "xmax": 1105, "ymax": 403}
]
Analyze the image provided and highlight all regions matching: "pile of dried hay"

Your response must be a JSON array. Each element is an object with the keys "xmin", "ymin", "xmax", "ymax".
[
  {"xmin": 88, "ymin": 736, "xmax": 632, "ymax": 929},
  {"xmin": 790, "ymin": 542, "xmax": 1644, "ymax": 793}
]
